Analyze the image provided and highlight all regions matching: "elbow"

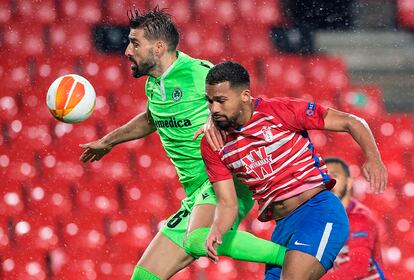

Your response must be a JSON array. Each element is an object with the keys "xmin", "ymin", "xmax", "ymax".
[{"xmin": 345, "ymin": 114, "xmax": 369, "ymax": 133}]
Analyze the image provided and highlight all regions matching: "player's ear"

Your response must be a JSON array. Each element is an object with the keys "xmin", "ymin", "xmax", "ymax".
[
  {"xmin": 154, "ymin": 40, "xmax": 165, "ymax": 56},
  {"xmin": 241, "ymin": 89, "xmax": 250, "ymax": 103},
  {"xmin": 346, "ymin": 177, "xmax": 353, "ymax": 192}
]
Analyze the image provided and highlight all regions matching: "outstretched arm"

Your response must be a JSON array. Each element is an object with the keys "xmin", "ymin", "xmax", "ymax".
[
  {"xmin": 80, "ymin": 111, "xmax": 156, "ymax": 162},
  {"xmin": 323, "ymin": 108, "xmax": 387, "ymax": 193}
]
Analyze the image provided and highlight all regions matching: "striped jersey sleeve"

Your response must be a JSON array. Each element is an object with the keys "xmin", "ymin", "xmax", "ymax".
[
  {"xmin": 200, "ymin": 136, "xmax": 233, "ymax": 183},
  {"xmin": 268, "ymin": 97, "xmax": 328, "ymax": 132}
]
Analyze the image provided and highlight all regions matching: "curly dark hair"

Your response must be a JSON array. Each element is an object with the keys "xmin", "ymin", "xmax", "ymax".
[
  {"xmin": 127, "ymin": 6, "xmax": 179, "ymax": 52},
  {"xmin": 206, "ymin": 61, "xmax": 250, "ymax": 89}
]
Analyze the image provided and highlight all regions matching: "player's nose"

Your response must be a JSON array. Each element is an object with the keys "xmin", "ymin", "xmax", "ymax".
[
  {"xmin": 210, "ymin": 102, "xmax": 220, "ymax": 114},
  {"xmin": 125, "ymin": 43, "xmax": 133, "ymax": 57}
]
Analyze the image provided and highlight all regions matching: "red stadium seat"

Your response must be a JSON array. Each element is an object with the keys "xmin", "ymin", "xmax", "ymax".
[
  {"xmin": 58, "ymin": 0, "xmax": 102, "ymax": 25},
  {"xmin": 81, "ymin": 54, "xmax": 125, "ymax": 93},
  {"xmin": 193, "ymin": 0, "xmax": 237, "ymax": 27},
  {"xmin": 238, "ymin": 0, "xmax": 284, "ymax": 27},
  {"xmin": 228, "ymin": 23, "xmax": 274, "ymax": 58},
  {"xmin": 204, "ymin": 258, "xmax": 239, "ymax": 279},
  {"xmin": 70, "ymin": 178, "xmax": 119, "ymax": 215},
  {"xmin": 398, "ymin": 0, "xmax": 414, "ymax": 29},
  {"xmin": 262, "ymin": 55, "xmax": 305, "ymax": 96},
  {"xmin": 24, "ymin": 178, "xmax": 73, "ymax": 218},
  {"xmin": 0, "ymin": 181, "xmax": 26, "ymax": 217},
  {"xmin": 104, "ymin": 0, "xmax": 145, "ymax": 25},
  {"xmin": 16, "ymin": 0, "xmax": 57, "ymax": 24},
  {"xmin": 60, "ymin": 213, "xmax": 108, "ymax": 250},
  {"xmin": 148, "ymin": 0, "xmax": 192, "ymax": 27},
  {"xmin": 48, "ymin": 23, "xmax": 93, "ymax": 57},
  {"xmin": 32, "ymin": 54, "xmax": 81, "ymax": 92},
  {"xmin": 107, "ymin": 212, "xmax": 154, "ymax": 251},
  {"xmin": 181, "ymin": 23, "xmax": 226, "ymax": 61},
  {"xmin": 98, "ymin": 247, "xmax": 139, "ymax": 280},
  {"xmin": 1, "ymin": 57, "xmax": 31, "ymax": 90},
  {"xmin": 11, "ymin": 215, "xmax": 60, "ymax": 250},
  {"xmin": 323, "ymin": 132, "xmax": 364, "ymax": 165},
  {"xmin": 338, "ymin": 85, "xmax": 384, "ymax": 121},
  {"xmin": 303, "ymin": 55, "xmax": 348, "ymax": 92},
  {"xmin": 2, "ymin": 23, "xmax": 45, "ymax": 59},
  {"xmin": 1, "ymin": 248, "xmax": 48, "ymax": 280},
  {"xmin": 0, "ymin": 1, "xmax": 12, "ymax": 24},
  {"xmin": 0, "ymin": 215, "xmax": 12, "ymax": 251},
  {"xmin": 51, "ymin": 247, "xmax": 103, "ymax": 280}
]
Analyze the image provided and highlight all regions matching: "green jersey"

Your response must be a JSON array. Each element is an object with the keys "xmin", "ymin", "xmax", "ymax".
[{"xmin": 145, "ymin": 51, "xmax": 213, "ymax": 196}]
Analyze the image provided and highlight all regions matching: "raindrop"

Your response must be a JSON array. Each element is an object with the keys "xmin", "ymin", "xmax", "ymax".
[
  {"xmin": 0, "ymin": 155, "xmax": 10, "ymax": 167},
  {"xmin": 10, "ymin": 120, "xmax": 22, "ymax": 133},
  {"xmin": 16, "ymin": 221, "xmax": 31, "ymax": 235},
  {"xmin": 139, "ymin": 155, "xmax": 151, "ymax": 168}
]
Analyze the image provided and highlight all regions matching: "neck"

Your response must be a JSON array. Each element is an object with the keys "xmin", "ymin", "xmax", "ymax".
[
  {"xmin": 150, "ymin": 51, "xmax": 178, "ymax": 78},
  {"xmin": 341, "ymin": 193, "xmax": 352, "ymax": 209},
  {"xmin": 237, "ymin": 98, "xmax": 255, "ymax": 126}
]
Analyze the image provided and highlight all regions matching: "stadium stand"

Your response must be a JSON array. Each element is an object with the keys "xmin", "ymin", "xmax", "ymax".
[{"xmin": 1, "ymin": 0, "xmax": 414, "ymax": 279}]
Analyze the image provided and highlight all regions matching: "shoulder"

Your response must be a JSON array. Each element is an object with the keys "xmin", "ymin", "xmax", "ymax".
[
  {"xmin": 179, "ymin": 51, "xmax": 213, "ymax": 70},
  {"xmin": 200, "ymin": 136, "xmax": 212, "ymax": 153}
]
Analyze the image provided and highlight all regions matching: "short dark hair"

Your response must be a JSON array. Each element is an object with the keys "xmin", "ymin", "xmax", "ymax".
[
  {"xmin": 127, "ymin": 6, "xmax": 179, "ymax": 52},
  {"xmin": 324, "ymin": 157, "xmax": 351, "ymax": 177},
  {"xmin": 206, "ymin": 61, "xmax": 250, "ymax": 90}
]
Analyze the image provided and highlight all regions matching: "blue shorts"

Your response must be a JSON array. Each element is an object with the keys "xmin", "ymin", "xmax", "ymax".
[{"xmin": 265, "ymin": 190, "xmax": 349, "ymax": 279}]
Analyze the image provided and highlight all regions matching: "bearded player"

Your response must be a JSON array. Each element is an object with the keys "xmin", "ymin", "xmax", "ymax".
[
  {"xmin": 200, "ymin": 61, "xmax": 387, "ymax": 279},
  {"xmin": 321, "ymin": 157, "xmax": 386, "ymax": 280},
  {"xmin": 80, "ymin": 7, "xmax": 285, "ymax": 280}
]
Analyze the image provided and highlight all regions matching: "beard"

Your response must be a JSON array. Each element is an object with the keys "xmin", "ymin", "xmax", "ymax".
[
  {"xmin": 334, "ymin": 184, "xmax": 348, "ymax": 200},
  {"xmin": 129, "ymin": 55, "xmax": 156, "ymax": 78},
  {"xmin": 212, "ymin": 113, "xmax": 240, "ymax": 130}
]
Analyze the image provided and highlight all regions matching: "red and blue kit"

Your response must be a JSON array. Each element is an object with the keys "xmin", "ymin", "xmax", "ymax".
[
  {"xmin": 201, "ymin": 97, "xmax": 335, "ymax": 221},
  {"xmin": 322, "ymin": 199, "xmax": 386, "ymax": 280}
]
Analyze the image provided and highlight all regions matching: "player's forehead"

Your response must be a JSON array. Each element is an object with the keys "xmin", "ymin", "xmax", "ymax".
[
  {"xmin": 206, "ymin": 81, "xmax": 233, "ymax": 97},
  {"xmin": 326, "ymin": 162, "xmax": 345, "ymax": 175},
  {"xmin": 128, "ymin": 28, "xmax": 147, "ymax": 42}
]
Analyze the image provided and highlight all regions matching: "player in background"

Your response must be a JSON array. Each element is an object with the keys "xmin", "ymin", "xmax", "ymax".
[
  {"xmin": 321, "ymin": 157, "xmax": 386, "ymax": 280},
  {"xmin": 79, "ymin": 7, "xmax": 285, "ymax": 280},
  {"xmin": 200, "ymin": 61, "xmax": 388, "ymax": 279}
]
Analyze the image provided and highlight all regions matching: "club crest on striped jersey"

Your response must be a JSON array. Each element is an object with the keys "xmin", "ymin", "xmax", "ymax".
[
  {"xmin": 241, "ymin": 146, "xmax": 273, "ymax": 179},
  {"xmin": 261, "ymin": 126, "xmax": 273, "ymax": 142}
]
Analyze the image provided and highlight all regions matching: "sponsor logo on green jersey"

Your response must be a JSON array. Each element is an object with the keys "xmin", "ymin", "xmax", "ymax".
[{"xmin": 153, "ymin": 117, "xmax": 192, "ymax": 128}]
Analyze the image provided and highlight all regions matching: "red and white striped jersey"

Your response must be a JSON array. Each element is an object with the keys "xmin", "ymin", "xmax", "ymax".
[{"xmin": 201, "ymin": 97, "xmax": 335, "ymax": 222}]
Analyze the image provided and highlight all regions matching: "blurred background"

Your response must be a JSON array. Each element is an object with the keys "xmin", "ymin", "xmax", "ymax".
[{"xmin": 1, "ymin": 0, "xmax": 414, "ymax": 279}]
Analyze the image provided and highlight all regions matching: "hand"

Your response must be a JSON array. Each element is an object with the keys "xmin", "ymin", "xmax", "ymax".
[
  {"xmin": 192, "ymin": 115, "xmax": 226, "ymax": 151},
  {"xmin": 79, "ymin": 139, "xmax": 113, "ymax": 163},
  {"xmin": 362, "ymin": 158, "xmax": 388, "ymax": 194},
  {"xmin": 206, "ymin": 227, "xmax": 222, "ymax": 263}
]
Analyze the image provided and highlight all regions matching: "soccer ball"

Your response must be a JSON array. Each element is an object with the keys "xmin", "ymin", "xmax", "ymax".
[{"xmin": 46, "ymin": 74, "xmax": 96, "ymax": 124}]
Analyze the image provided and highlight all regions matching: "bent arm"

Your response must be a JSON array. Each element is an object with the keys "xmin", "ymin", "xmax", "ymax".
[
  {"xmin": 323, "ymin": 109, "xmax": 380, "ymax": 161},
  {"xmin": 101, "ymin": 111, "xmax": 156, "ymax": 147},
  {"xmin": 323, "ymin": 108, "xmax": 387, "ymax": 192}
]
